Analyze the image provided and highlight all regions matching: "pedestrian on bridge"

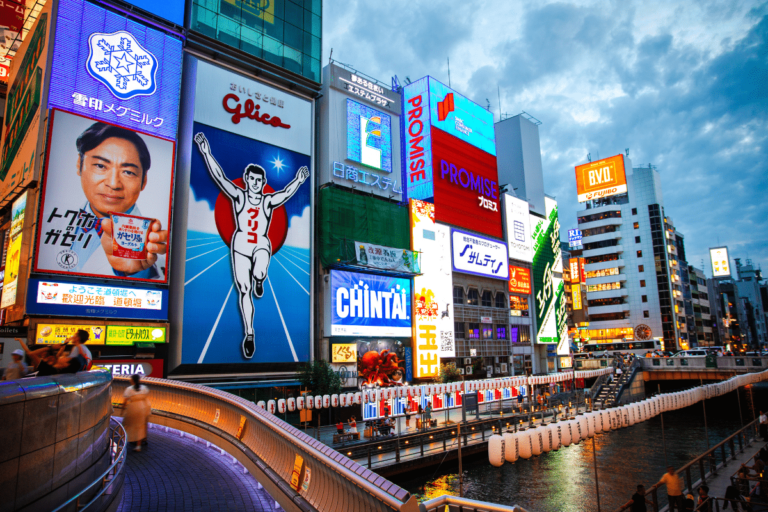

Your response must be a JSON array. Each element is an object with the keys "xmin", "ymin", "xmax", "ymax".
[
  {"xmin": 622, "ymin": 484, "xmax": 652, "ymax": 512},
  {"xmin": 697, "ymin": 485, "xmax": 713, "ymax": 512},
  {"xmin": 123, "ymin": 374, "xmax": 151, "ymax": 452},
  {"xmin": 404, "ymin": 407, "xmax": 411, "ymax": 428},
  {"xmin": 657, "ymin": 466, "xmax": 684, "ymax": 512}
]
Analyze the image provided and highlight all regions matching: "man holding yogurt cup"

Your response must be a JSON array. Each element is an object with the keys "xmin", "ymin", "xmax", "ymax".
[{"xmin": 65, "ymin": 122, "xmax": 168, "ymax": 279}]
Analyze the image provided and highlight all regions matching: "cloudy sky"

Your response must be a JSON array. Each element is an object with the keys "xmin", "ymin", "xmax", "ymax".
[{"xmin": 324, "ymin": 0, "xmax": 768, "ymax": 277}]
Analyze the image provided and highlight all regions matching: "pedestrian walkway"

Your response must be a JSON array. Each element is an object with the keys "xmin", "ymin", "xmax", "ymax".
[{"xmin": 117, "ymin": 422, "xmax": 277, "ymax": 512}]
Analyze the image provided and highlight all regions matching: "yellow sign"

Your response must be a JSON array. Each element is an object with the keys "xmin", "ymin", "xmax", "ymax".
[
  {"xmin": 35, "ymin": 324, "xmax": 106, "ymax": 344},
  {"xmin": 106, "ymin": 326, "xmax": 167, "ymax": 345},
  {"xmin": 1, "ymin": 191, "xmax": 26, "ymax": 308},
  {"xmin": 331, "ymin": 343, "xmax": 356, "ymax": 363},
  {"xmin": 222, "ymin": 0, "xmax": 274, "ymax": 23},
  {"xmin": 290, "ymin": 454, "xmax": 305, "ymax": 491},
  {"xmin": 571, "ymin": 284, "xmax": 582, "ymax": 310}
]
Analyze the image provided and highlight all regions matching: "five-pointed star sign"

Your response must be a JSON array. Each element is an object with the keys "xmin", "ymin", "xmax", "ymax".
[{"xmin": 113, "ymin": 52, "xmax": 135, "ymax": 74}]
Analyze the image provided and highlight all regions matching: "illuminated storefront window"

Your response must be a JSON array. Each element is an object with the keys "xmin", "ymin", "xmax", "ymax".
[
  {"xmin": 587, "ymin": 282, "xmax": 622, "ymax": 292},
  {"xmin": 585, "ymin": 267, "xmax": 620, "ymax": 279}
]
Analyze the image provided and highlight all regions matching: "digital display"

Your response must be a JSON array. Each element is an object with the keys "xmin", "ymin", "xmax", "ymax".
[
  {"xmin": 346, "ymin": 99, "xmax": 392, "ymax": 173},
  {"xmin": 710, "ymin": 247, "xmax": 731, "ymax": 277},
  {"xmin": 1, "ymin": 191, "xmax": 26, "ymax": 308},
  {"xmin": 451, "ymin": 229, "xmax": 508, "ymax": 280},
  {"xmin": 509, "ymin": 266, "xmax": 531, "ymax": 295},
  {"xmin": 505, "ymin": 195, "xmax": 532, "ymax": 262},
  {"xmin": 47, "ymin": 0, "xmax": 183, "ymax": 141},
  {"xmin": 572, "ymin": 284, "xmax": 582, "ymax": 310},
  {"xmin": 575, "ymin": 154, "xmax": 627, "ymax": 202},
  {"xmin": 330, "ymin": 269, "xmax": 411, "ymax": 337},
  {"xmin": 427, "ymin": 78, "xmax": 496, "ymax": 156},
  {"xmin": 123, "ymin": 0, "xmax": 185, "ymax": 25},
  {"xmin": 106, "ymin": 325, "xmax": 166, "ymax": 345},
  {"xmin": 402, "ymin": 77, "xmax": 433, "ymax": 202},
  {"xmin": 35, "ymin": 324, "xmax": 106, "ymax": 344}
]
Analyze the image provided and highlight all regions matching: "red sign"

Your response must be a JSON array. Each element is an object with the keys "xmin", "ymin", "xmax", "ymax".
[
  {"xmin": 579, "ymin": 258, "xmax": 586, "ymax": 283},
  {"xmin": 570, "ymin": 260, "xmax": 580, "ymax": 284},
  {"xmin": 509, "ymin": 266, "xmax": 531, "ymax": 294},
  {"xmin": 431, "ymin": 128, "xmax": 502, "ymax": 238},
  {"xmin": 92, "ymin": 358, "xmax": 164, "ymax": 378}
]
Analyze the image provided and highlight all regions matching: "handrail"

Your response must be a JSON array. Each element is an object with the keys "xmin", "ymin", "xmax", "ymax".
[
  {"xmin": 614, "ymin": 417, "xmax": 760, "ymax": 512},
  {"xmin": 112, "ymin": 376, "xmax": 419, "ymax": 512},
  {"xmin": 52, "ymin": 417, "xmax": 128, "ymax": 512},
  {"xmin": 419, "ymin": 495, "xmax": 529, "ymax": 512},
  {"xmin": 614, "ymin": 358, "xmax": 641, "ymax": 404}
]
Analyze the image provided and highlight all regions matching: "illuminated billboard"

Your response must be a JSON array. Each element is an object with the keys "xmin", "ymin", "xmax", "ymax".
[
  {"xmin": 451, "ymin": 229, "xmax": 509, "ymax": 280},
  {"xmin": 346, "ymin": 99, "xmax": 392, "ymax": 173},
  {"xmin": 575, "ymin": 154, "xmax": 627, "ymax": 202},
  {"xmin": 402, "ymin": 77, "xmax": 501, "ymax": 239},
  {"xmin": 35, "ymin": 324, "xmax": 106, "ymax": 344},
  {"xmin": 106, "ymin": 326, "xmax": 166, "ymax": 345},
  {"xmin": 531, "ymin": 197, "xmax": 567, "ymax": 354},
  {"xmin": 505, "ymin": 194, "xmax": 532, "ymax": 262},
  {"xmin": 571, "ymin": 284, "xmax": 582, "ymax": 310},
  {"xmin": 181, "ymin": 58, "xmax": 312, "ymax": 365},
  {"xmin": 48, "ymin": 0, "xmax": 183, "ymax": 141},
  {"xmin": 509, "ymin": 266, "xmax": 531, "ymax": 295},
  {"xmin": 123, "ymin": 0, "xmax": 185, "ymax": 25},
  {"xmin": 330, "ymin": 269, "xmax": 411, "ymax": 337},
  {"xmin": 410, "ymin": 199, "xmax": 454, "ymax": 375},
  {"xmin": 1, "ymin": 191, "xmax": 26, "ymax": 308},
  {"xmin": 570, "ymin": 260, "xmax": 580, "ymax": 284},
  {"xmin": 710, "ymin": 247, "xmax": 731, "ymax": 278}
]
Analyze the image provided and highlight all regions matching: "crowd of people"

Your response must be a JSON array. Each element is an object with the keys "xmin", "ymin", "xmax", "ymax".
[{"xmin": 1, "ymin": 331, "xmax": 93, "ymax": 380}]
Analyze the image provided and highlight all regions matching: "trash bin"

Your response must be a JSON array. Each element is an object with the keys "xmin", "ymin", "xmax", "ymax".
[{"xmin": 705, "ymin": 353, "xmax": 717, "ymax": 368}]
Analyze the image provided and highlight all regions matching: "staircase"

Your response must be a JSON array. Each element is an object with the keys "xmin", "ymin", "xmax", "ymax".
[{"xmin": 595, "ymin": 358, "xmax": 637, "ymax": 408}]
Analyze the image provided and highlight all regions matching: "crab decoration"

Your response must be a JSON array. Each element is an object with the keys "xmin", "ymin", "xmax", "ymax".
[{"xmin": 358, "ymin": 349, "xmax": 404, "ymax": 387}]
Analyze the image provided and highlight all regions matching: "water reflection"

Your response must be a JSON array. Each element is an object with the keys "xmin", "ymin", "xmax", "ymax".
[{"xmin": 394, "ymin": 385, "xmax": 766, "ymax": 512}]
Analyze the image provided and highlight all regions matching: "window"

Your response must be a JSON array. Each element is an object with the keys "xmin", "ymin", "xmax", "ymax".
[
  {"xmin": 644, "ymin": 311, "xmax": 650, "ymax": 318},
  {"xmin": 640, "ymin": 280, "xmax": 646, "ymax": 287},
  {"xmin": 585, "ymin": 267, "xmax": 620, "ymax": 279},
  {"xmin": 642, "ymin": 295, "xmax": 648, "ymax": 302},
  {"xmin": 510, "ymin": 295, "xmax": 529, "ymax": 316},
  {"xmin": 454, "ymin": 322, "xmax": 465, "ymax": 338},
  {"xmin": 634, "ymin": 222, "xmax": 639, "ymax": 229},
  {"xmin": 467, "ymin": 289, "xmax": 479, "ymax": 306},
  {"xmin": 583, "ymin": 239, "xmax": 620, "ymax": 251},
  {"xmin": 635, "ymin": 236, "xmax": 641, "ymax": 243},
  {"xmin": 481, "ymin": 291, "xmax": 493, "ymax": 307},
  {"xmin": 577, "ymin": 210, "xmax": 621, "ymax": 224},
  {"xmin": 632, "ymin": 208, "xmax": 638, "ymax": 215},
  {"xmin": 587, "ymin": 282, "xmax": 622, "ymax": 292},
  {"xmin": 496, "ymin": 326, "xmax": 508, "ymax": 340},
  {"xmin": 482, "ymin": 326, "xmax": 493, "ymax": 339},
  {"xmin": 468, "ymin": 323, "xmax": 480, "ymax": 339},
  {"xmin": 495, "ymin": 293, "xmax": 506, "ymax": 309},
  {"xmin": 638, "ymin": 265, "xmax": 644, "ymax": 272},
  {"xmin": 453, "ymin": 286, "xmax": 464, "ymax": 304},
  {"xmin": 637, "ymin": 250, "xmax": 643, "ymax": 258}
]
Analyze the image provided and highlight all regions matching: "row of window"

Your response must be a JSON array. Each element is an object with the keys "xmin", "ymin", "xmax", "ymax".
[
  {"xmin": 585, "ymin": 267, "xmax": 620, "ymax": 279},
  {"xmin": 578, "ymin": 210, "xmax": 621, "ymax": 224},
  {"xmin": 454, "ymin": 323, "xmax": 532, "ymax": 343},
  {"xmin": 585, "ymin": 253, "xmax": 620, "ymax": 265},
  {"xmin": 582, "ymin": 225, "xmax": 619, "ymax": 237},
  {"xmin": 454, "ymin": 287, "xmax": 509, "ymax": 308},
  {"xmin": 587, "ymin": 282, "xmax": 622, "ymax": 292}
]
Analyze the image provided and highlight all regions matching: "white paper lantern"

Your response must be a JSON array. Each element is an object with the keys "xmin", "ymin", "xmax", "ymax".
[
  {"xmin": 354, "ymin": 392, "xmax": 361, "ymax": 405},
  {"xmin": 277, "ymin": 399, "xmax": 286, "ymax": 414},
  {"xmin": 257, "ymin": 400, "xmax": 266, "ymax": 410},
  {"xmin": 503, "ymin": 432, "xmax": 519, "ymax": 462},
  {"xmin": 314, "ymin": 396, "xmax": 322, "ymax": 409},
  {"xmin": 296, "ymin": 397, "xmax": 304, "ymax": 410},
  {"xmin": 489, "ymin": 435, "xmax": 505, "ymax": 467},
  {"xmin": 331, "ymin": 394, "xmax": 339, "ymax": 407},
  {"xmin": 287, "ymin": 397, "xmax": 296, "ymax": 412}
]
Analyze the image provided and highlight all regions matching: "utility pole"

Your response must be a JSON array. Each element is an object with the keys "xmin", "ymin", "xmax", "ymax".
[
  {"xmin": 458, "ymin": 422, "xmax": 463, "ymax": 497},
  {"xmin": 447, "ymin": 57, "xmax": 451, "ymax": 88}
]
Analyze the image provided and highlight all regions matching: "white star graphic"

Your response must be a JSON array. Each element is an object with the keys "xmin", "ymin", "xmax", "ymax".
[
  {"xmin": 270, "ymin": 153, "xmax": 285, "ymax": 173},
  {"xmin": 112, "ymin": 52, "xmax": 135, "ymax": 74}
]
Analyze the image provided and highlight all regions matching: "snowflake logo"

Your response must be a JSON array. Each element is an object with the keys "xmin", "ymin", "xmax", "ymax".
[{"xmin": 86, "ymin": 31, "xmax": 158, "ymax": 100}]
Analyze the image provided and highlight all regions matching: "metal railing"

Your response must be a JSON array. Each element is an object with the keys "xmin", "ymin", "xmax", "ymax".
[
  {"xmin": 614, "ymin": 418, "xmax": 760, "ymax": 511},
  {"xmin": 615, "ymin": 358, "xmax": 642, "ymax": 405},
  {"xmin": 640, "ymin": 357, "xmax": 768, "ymax": 371},
  {"xmin": 52, "ymin": 417, "xmax": 128, "ymax": 512},
  {"xmin": 420, "ymin": 495, "xmax": 529, "ymax": 512},
  {"xmin": 112, "ymin": 376, "xmax": 420, "ymax": 512}
]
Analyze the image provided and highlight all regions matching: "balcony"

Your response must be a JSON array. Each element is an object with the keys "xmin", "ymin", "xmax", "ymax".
[
  {"xmin": 578, "ymin": 217, "xmax": 623, "ymax": 232},
  {"xmin": 583, "ymin": 244, "xmax": 624, "ymax": 259},
  {"xmin": 586, "ymin": 274, "xmax": 627, "ymax": 286},
  {"xmin": 581, "ymin": 231, "xmax": 622, "ymax": 245},
  {"xmin": 584, "ymin": 259, "xmax": 625, "ymax": 272},
  {"xmin": 588, "ymin": 303, "xmax": 630, "ymax": 315},
  {"xmin": 586, "ymin": 288, "xmax": 628, "ymax": 300}
]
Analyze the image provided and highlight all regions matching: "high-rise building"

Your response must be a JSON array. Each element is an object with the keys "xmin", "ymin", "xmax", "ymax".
[
  {"xmin": 574, "ymin": 161, "xmax": 685, "ymax": 352},
  {"xmin": 734, "ymin": 259, "xmax": 767, "ymax": 346}
]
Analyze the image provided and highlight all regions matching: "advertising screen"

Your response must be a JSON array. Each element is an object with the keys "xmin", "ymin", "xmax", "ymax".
[
  {"xmin": 34, "ymin": 110, "xmax": 175, "ymax": 282},
  {"xmin": 35, "ymin": 323, "xmax": 106, "ymax": 344},
  {"xmin": 432, "ymin": 128, "xmax": 502, "ymax": 238},
  {"xmin": 570, "ymin": 260, "xmax": 580, "ymax": 284},
  {"xmin": 568, "ymin": 228, "xmax": 582, "ymax": 247},
  {"xmin": 346, "ymin": 99, "xmax": 392, "ymax": 173},
  {"xmin": 572, "ymin": 284, "xmax": 582, "ymax": 310},
  {"xmin": 505, "ymin": 194, "xmax": 532, "ymax": 262},
  {"xmin": 356, "ymin": 338, "xmax": 407, "ymax": 387},
  {"xmin": 106, "ymin": 325, "xmax": 166, "ymax": 345},
  {"xmin": 181, "ymin": 58, "xmax": 312, "ymax": 365},
  {"xmin": 508, "ymin": 266, "xmax": 531, "ymax": 295},
  {"xmin": 402, "ymin": 77, "xmax": 433, "ymax": 202},
  {"xmin": 411, "ymin": 199, "xmax": 454, "ymax": 373},
  {"xmin": 92, "ymin": 358, "xmax": 164, "ymax": 377},
  {"xmin": 427, "ymin": 78, "xmax": 496, "ymax": 156},
  {"xmin": 531, "ymin": 197, "xmax": 568, "ymax": 354},
  {"xmin": 1, "ymin": 191, "xmax": 25, "ymax": 308},
  {"xmin": 26, "ymin": 278, "xmax": 168, "ymax": 320},
  {"xmin": 352, "ymin": 242, "xmax": 419, "ymax": 274},
  {"xmin": 451, "ymin": 229, "xmax": 509, "ymax": 280},
  {"xmin": 0, "ymin": 1, "xmax": 51, "ymax": 204},
  {"xmin": 575, "ymin": 154, "xmax": 627, "ymax": 202},
  {"xmin": 123, "ymin": 0, "xmax": 184, "ymax": 25},
  {"xmin": 331, "ymin": 343, "xmax": 356, "ymax": 363},
  {"xmin": 330, "ymin": 269, "xmax": 411, "ymax": 337},
  {"xmin": 0, "ymin": 0, "xmax": 24, "ymax": 82},
  {"xmin": 48, "ymin": 0, "xmax": 183, "ymax": 141},
  {"xmin": 710, "ymin": 247, "xmax": 731, "ymax": 277}
]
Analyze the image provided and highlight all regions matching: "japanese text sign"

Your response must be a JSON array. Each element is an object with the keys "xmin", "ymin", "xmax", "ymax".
[
  {"xmin": 1, "ymin": 191, "xmax": 26, "ymax": 308},
  {"xmin": 35, "ymin": 323, "xmax": 106, "ymax": 344},
  {"xmin": 353, "ymin": 241, "xmax": 419, "ymax": 274},
  {"xmin": 48, "ymin": 0, "xmax": 183, "ymax": 140},
  {"xmin": 106, "ymin": 325, "xmax": 166, "ymax": 345},
  {"xmin": 451, "ymin": 229, "xmax": 509, "ymax": 280},
  {"xmin": 331, "ymin": 343, "xmax": 356, "ymax": 363},
  {"xmin": 508, "ymin": 266, "xmax": 531, "ymax": 295},
  {"xmin": 505, "ymin": 194, "xmax": 532, "ymax": 262}
]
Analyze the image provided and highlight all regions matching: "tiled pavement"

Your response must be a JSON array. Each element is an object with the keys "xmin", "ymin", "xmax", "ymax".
[{"xmin": 117, "ymin": 423, "xmax": 277, "ymax": 512}]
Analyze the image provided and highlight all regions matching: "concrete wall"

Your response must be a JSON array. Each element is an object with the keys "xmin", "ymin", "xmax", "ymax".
[{"xmin": 0, "ymin": 371, "xmax": 113, "ymax": 512}]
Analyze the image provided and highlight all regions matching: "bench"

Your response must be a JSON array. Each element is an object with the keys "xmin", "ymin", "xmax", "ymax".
[{"xmin": 333, "ymin": 432, "xmax": 359, "ymax": 444}]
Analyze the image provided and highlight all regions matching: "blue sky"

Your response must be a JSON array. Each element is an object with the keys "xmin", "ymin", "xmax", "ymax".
[{"xmin": 324, "ymin": 0, "xmax": 768, "ymax": 276}]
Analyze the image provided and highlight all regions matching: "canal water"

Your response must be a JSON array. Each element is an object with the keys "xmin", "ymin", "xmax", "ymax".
[{"xmin": 393, "ymin": 384, "xmax": 768, "ymax": 512}]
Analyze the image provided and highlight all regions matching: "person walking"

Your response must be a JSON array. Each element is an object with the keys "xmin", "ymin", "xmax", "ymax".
[
  {"xmin": 623, "ymin": 485, "xmax": 653, "ymax": 512},
  {"xmin": 3, "ymin": 349, "xmax": 28, "ymax": 380},
  {"xmin": 425, "ymin": 402, "xmax": 433, "ymax": 427},
  {"xmin": 123, "ymin": 374, "xmax": 151, "ymax": 452},
  {"xmin": 657, "ymin": 466, "xmax": 684, "ymax": 511},
  {"xmin": 404, "ymin": 406, "xmax": 411, "ymax": 429},
  {"xmin": 418, "ymin": 404, "xmax": 424, "ymax": 430}
]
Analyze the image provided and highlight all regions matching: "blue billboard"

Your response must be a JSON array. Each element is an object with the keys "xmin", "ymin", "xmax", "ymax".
[
  {"xmin": 347, "ymin": 99, "xmax": 393, "ymax": 173},
  {"xmin": 124, "ymin": 0, "xmax": 185, "ymax": 26},
  {"xmin": 47, "ymin": 0, "xmax": 183, "ymax": 141},
  {"xmin": 26, "ymin": 278, "xmax": 168, "ymax": 320},
  {"xmin": 331, "ymin": 270, "xmax": 411, "ymax": 337},
  {"xmin": 428, "ymin": 78, "xmax": 495, "ymax": 156}
]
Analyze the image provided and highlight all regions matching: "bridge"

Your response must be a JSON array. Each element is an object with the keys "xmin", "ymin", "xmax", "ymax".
[{"xmin": 638, "ymin": 356, "xmax": 768, "ymax": 381}]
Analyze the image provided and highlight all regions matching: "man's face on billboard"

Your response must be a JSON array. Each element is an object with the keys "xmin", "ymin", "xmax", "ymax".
[
  {"xmin": 245, "ymin": 171, "xmax": 264, "ymax": 195},
  {"xmin": 77, "ymin": 137, "xmax": 147, "ymax": 217}
]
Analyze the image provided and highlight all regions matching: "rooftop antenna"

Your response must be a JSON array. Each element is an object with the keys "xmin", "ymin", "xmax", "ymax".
[
  {"xmin": 447, "ymin": 56, "xmax": 451, "ymax": 88},
  {"xmin": 486, "ymin": 99, "xmax": 491, "ymax": 111},
  {"xmin": 587, "ymin": 153, "xmax": 591, "ymax": 162},
  {"xmin": 625, "ymin": 148, "xmax": 629, "ymax": 157},
  {"xmin": 328, "ymin": 48, "xmax": 333, "ymax": 65}
]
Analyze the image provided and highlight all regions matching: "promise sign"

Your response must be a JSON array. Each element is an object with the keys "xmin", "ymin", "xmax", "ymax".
[{"xmin": 575, "ymin": 154, "xmax": 627, "ymax": 202}]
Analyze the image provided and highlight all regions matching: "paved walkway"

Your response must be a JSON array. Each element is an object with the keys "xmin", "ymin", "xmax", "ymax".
[{"xmin": 117, "ymin": 422, "xmax": 277, "ymax": 512}]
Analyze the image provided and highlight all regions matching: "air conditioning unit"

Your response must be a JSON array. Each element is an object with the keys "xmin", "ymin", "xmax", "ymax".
[
  {"xmin": 465, "ymin": 366, "xmax": 473, "ymax": 375},
  {"xmin": 494, "ymin": 366, "xmax": 500, "ymax": 374},
  {"xmin": 501, "ymin": 363, "xmax": 508, "ymax": 373},
  {"xmin": 459, "ymin": 368, "xmax": 465, "ymax": 375},
  {"xmin": 464, "ymin": 358, "xmax": 472, "ymax": 365}
]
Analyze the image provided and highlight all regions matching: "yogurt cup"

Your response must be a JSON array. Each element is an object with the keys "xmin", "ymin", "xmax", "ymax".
[{"xmin": 110, "ymin": 212, "xmax": 153, "ymax": 259}]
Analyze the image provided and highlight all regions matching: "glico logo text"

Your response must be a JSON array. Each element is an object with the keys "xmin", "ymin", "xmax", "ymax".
[
  {"xmin": 439, "ymin": 159, "xmax": 498, "ymax": 210},
  {"xmin": 223, "ymin": 93, "xmax": 291, "ymax": 129}
]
